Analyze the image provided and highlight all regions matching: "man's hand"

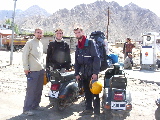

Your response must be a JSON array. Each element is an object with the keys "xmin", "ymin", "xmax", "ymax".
[
  {"xmin": 24, "ymin": 70, "xmax": 30, "ymax": 75},
  {"xmin": 92, "ymin": 74, "xmax": 98, "ymax": 80},
  {"xmin": 76, "ymin": 75, "xmax": 81, "ymax": 80}
]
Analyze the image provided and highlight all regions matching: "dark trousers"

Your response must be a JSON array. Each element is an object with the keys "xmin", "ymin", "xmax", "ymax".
[
  {"xmin": 23, "ymin": 69, "xmax": 44, "ymax": 112},
  {"xmin": 82, "ymin": 76, "xmax": 100, "ymax": 115}
]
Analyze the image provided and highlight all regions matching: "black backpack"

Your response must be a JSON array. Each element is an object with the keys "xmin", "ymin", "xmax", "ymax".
[{"xmin": 90, "ymin": 31, "xmax": 108, "ymax": 71}]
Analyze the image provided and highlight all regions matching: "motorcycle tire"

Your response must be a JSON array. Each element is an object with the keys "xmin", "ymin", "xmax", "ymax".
[
  {"xmin": 112, "ymin": 115, "xmax": 123, "ymax": 120},
  {"xmin": 54, "ymin": 99, "xmax": 67, "ymax": 111},
  {"xmin": 104, "ymin": 110, "xmax": 112, "ymax": 120},
  {"xmin": 111, "ymin": 111, "xmax": 126, "ymax": 120}
]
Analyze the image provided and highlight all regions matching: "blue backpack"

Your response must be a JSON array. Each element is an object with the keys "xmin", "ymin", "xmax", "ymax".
[{"xmin": 90, "ymin": 31, "xmax": 108, "ymax": 71}]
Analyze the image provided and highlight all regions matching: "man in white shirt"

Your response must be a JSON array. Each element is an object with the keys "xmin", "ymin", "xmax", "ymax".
[{"xmin": 22, "ymin": 28, "xmax": 44, "ymax": 116}]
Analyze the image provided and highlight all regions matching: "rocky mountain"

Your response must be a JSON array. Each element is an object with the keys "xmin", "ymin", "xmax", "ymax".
[
  {"xmin": 0, "ymin": 10, "xmax": 20, "ymax": 21},
  {"xmin": 1, "ymin": 1, "xmax": 160, "ymax": 42},
  {"xmin": 16, "ymin": 5, "xmax": 51, "ymax": 19},
  {"xmin": 0, "ymin": 5, "xmax": 51, "ymax": 21}
]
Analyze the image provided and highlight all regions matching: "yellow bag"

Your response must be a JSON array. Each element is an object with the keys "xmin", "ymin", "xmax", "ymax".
[{"xmin": 43, "ymin": 72, "xmax": 48, "ymax": 85}]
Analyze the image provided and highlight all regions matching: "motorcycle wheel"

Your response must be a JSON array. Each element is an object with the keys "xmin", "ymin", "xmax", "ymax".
[
  {"xmin": 104, "ymin": 110, "xmax": 112, "ymax": 120},
  {"xmin": 54, "ymin": 99, "xmax": 67, "ymax": 111},
  {"xmin": 112, "ymin": 115, "xmax": 124, "ymax": 120}
]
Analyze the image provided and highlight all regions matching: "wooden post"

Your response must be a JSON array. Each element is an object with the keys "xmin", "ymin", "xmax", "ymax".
[
  {"xmin": 106, "ymin": 7, "xmax": 109, "ymax": 41},
  {"xmin": 10, "ymin": 0, "xmax": 17, "ymax": 65}
]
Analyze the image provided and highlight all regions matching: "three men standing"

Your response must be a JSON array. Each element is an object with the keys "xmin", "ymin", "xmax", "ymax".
[{"xmin": 22, "ymin": 27, "xmax": 101, "ymax": 118}]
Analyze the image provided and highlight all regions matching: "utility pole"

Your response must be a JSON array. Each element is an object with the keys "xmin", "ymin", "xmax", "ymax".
[
  {"xmin": 106, "ymin": 7, "xmax": 110, "ymax": 41},
  {"xmin": 10, "ymin": 0, "xmax": 17, "ymax": 65}
]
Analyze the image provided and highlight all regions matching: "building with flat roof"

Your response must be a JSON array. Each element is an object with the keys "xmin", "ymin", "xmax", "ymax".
[{"xmin": 0, "ymin": 29, "xmax": 15, "ymax": 48}]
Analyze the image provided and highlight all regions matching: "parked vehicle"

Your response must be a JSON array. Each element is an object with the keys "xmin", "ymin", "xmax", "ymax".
[
  {"xmin": 102, "ymin": 64, "xmax": 132, "ymax": 120},
  {"xmin": 2, "ymin": 36, "xmax": 29, "ymax": 51},
  {"xmin": 46, "ymin": 69, "xmax": 80, "ymax": 111}
]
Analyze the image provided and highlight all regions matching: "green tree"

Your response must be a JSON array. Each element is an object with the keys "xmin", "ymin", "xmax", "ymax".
[
  {"xmin": 5, "ymin": 19, "xmax": 12, "ymax": 25},
  {"xmin": 5, "ymin": 19, "xmax": 20, "ymax": 34},
  {"xmin": 44, "ymin": 31, "xmax": 54, "ymax": 36},
  {"xmin": 14, "ymin": 24, "xmax": 19, "ymax": 34}
]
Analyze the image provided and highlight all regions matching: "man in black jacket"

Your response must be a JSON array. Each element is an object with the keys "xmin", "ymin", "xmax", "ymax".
[
  {"xmin": 46, "ymin": 28, "xmax": 71, "ymax": 72},
  {"xmin": 74, "ymin": 28, "xmax": 101, "ymax": 117}
]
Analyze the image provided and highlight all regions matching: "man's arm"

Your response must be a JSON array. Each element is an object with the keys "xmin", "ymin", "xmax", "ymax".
[
  {"xmin": 132, "ymin": 43, "xmax": 135, "ymax": 48},
  {"xmin": 74, "ymin": 47, "xmax": 80, "ymax": 76},
  {"xmin": 22, "ymin": 41, "xmax": 30, "ymax": 74},
  {"xmin": 64, "ymin": 43, "xmax": 71, "ymax": 70},
  {"xmin": 123, "ymin": 42, "xmax": 126, "ymax": 53},
  {"xmin": 90, "ymin": 41, "xmax": 100, "ymax": 75},
  {"xmin": 46, "ymin": 42, "xmax": 53, "ymax": 69}
]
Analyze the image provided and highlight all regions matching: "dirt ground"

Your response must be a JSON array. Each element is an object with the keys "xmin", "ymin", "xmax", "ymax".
[{"xmin": 0, "ymin": 51, "xmax": 160, "ymax": 120}]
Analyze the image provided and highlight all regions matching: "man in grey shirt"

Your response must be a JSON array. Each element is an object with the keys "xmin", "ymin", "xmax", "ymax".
[{"xmin": 22, "ymin": 28, "xmax": 44, "ymax": 116}]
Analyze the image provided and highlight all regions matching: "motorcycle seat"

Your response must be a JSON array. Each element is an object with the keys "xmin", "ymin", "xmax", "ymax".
[{"xmin": 50, "ymin": 70, "xmax": 75, "ymax": 82}]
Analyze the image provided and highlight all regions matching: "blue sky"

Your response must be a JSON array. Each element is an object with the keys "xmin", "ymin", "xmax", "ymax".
[{"xmin": 1, "ymin": 0, "xmax": 160, "ymax": 17}]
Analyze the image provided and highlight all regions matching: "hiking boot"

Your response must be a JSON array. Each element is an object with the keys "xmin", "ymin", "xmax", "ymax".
[
  {"xmin": 23, "ymin": 111, "xmax": 34, "ymax": 116},
  {"xmin": 33, "ymin": 106, "xmax": 45, "ymax": 111},
  {"xmin": 79, "ymin": 109, "xmax": 93, "ymax": 115}
]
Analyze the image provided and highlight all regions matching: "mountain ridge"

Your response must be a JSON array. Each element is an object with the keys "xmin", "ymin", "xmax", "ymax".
[
  {"xmin": 0, "ymin": 5, "xmax": 51, "ymax": 21},
  {"xmin": 0, "ymin": 1, "xmax": 160, "ymax": 42}
]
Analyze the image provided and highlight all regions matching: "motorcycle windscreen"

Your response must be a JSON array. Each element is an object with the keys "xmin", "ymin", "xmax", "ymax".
[{"xmin": 54, "ymin": 50, "xmax": 70, "ymax": 64}]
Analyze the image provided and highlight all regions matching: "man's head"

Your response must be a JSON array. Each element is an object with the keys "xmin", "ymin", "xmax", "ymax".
[
  {"xmin": 34, "ymin": 28, "xmax": 43, "ymax": 40},
  {"xmin": 126, "ymin": 38, "xmax": 131, "ymax": 43},
  {"xmin": 55, "ymin": 28, "xmax": 63, "ymax": 40},
  {"xmin": 73, "ymin": 28, "xmax": 84, "ymax": 40}
]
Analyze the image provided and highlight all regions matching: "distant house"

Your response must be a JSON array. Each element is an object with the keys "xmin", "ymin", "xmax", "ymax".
[
  {"xmin": 0, "ymin": 24, "xmax": 11, "ymax": 30},
  {"xmin": 0, "ymin": 30, "xmax": 15, "ymax": 47},
  {"xmin": 0, "ymin": 30, "xmax": 13, "ymax": 37}
]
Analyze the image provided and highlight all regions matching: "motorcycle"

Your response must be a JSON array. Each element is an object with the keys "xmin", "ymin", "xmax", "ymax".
[
  {"xmin": 46, "ymin": 68, "xmax": 80, "ymax": 111},
  {"xmin": 102, "ymin": 64, "xmax": 132, "ymax": 120}
]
